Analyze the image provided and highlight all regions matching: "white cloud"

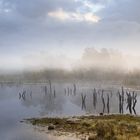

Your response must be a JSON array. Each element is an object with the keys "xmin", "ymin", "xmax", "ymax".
[
  {"xmin": 48, "ymin": 8, "xmax": 100, "ymax": 23},
  {"xmin": 48, "ymin": 8, "xmax": 70, "ymax": 21}
]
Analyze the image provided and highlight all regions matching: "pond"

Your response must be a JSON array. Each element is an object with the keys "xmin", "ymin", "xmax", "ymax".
[{"xmin": 0, "ymin": 82, "xmax": 140, "ymax": 140}]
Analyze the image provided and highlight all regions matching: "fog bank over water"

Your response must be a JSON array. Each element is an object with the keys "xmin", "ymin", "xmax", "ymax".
[
  {"xmin": 0, "ymin": 48, "xmax": 140, "ymax": 85},
  {"xmin": 78, "ymin": 48, "xmax": 140, "ymax": 72},
  {"xmin": 0, "ymin": 48, "xmax": 140, "ymax": 74},
  {"xmin": 20, "ymin": 48, "xmax": 140, "ymax": 73}
]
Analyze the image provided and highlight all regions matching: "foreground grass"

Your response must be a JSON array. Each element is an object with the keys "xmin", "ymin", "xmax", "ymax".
[{"xmin": 26, "ymin": 114, "xmax": 140, "ymax": 140}]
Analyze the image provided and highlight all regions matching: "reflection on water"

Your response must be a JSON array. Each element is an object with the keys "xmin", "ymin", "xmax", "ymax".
[{"xmin": 0, "ymin": 82, "xmax": 140, "ymax": 140}]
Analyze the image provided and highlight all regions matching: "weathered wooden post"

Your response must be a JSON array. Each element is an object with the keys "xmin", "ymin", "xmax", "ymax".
[
  {"xmin": 101, "ymin": 90, "xmax": 105, "ymax": 114},
  {"xmin": 132, "ymin": 91, "xmax": 137, "ymax": 115},
  {"xmin": 49, "ymin": 80, "xmax": 52, "ymax": 94},
  {"xmin": 81, "ymin": 93, "xmax": 86, "ymax": 110},
  {"xmin": 64, "ymin": 88, "xmax": 67, "ymax": 95},
  {"xmin": 30, "ymin": 91, "xmax": 32, "ymax": 99},
  {"xmin": 44, "ymin": 86, "xmax": 47, "ymax": 95},
  {"xmin": 107, "ymin": 93, "xmax": 110, "ymax": 114},
  {"xmin": 73, "ymin": 84, "xmax": 76, "ymax": 96},
  {"xmin": 22, "ymin": 90, "xmax": 26, "ymax": 101},
  {"xmin": 126, "ymin": 91, "xmax": 132, "ymax": 114},
  {"xmin": 19, "ymin": 92, "xmax": 21, "ymax": 99},
  {"xmin": 118, "ymin": 91, "xmax": 122, "ymax": 114},
  {"xmin": 121, "ymin": 87, "xmax": 124, "ymax": 114},
  {"xmin": 54, "ymin": 87, "xmax": 56, "ymax": 98},
  {"xmin": 93, "ymin": 88, "xmax": 97, "ymax": 109}
]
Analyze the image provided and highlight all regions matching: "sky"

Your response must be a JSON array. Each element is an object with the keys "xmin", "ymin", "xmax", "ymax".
[{"xmin": 0, "ymin": 0, "xmax": 140, "ymax": 72}]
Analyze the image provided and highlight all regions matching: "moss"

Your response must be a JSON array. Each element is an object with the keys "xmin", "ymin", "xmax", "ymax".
[{"xmin": 26, "ymin": 114, "xmax": 140, "ymax": 140}]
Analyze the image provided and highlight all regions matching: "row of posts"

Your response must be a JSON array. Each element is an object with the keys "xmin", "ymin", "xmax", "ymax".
[
  {"xmin": 81, "ymin": 87, "xmax": 137, "ymax": 115},
  {"xmin": 19, "ymin": 83, "xmax": 137, "ymax": 115}
]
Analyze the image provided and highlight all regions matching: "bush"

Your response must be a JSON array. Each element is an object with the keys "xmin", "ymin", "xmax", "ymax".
[{"xmin": 95, "ymin": 121, "xmax": 116, "ymax": 140}]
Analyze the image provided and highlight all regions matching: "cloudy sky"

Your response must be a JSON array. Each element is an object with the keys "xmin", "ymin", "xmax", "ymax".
[{"xmin": 0, "ymin": 0, "xmax": 140, "ymax": 72}]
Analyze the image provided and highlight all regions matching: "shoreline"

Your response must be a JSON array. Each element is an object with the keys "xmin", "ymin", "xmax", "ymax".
[{"xmin": 25, "ymin": 114, "xmax": 140, "ymax": 140}]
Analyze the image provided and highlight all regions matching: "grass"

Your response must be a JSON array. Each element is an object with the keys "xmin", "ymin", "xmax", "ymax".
[{"xmin": 26, "ymin": 114, "xmax": 140, "ymax": 140}]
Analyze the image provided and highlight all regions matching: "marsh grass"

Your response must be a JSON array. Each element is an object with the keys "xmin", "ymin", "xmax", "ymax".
[{"xmin": 26, "ymin": 114, "xmax": 140, "ymax": 140}]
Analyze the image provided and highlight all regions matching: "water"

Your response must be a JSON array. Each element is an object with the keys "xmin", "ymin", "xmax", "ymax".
[{"xmin": 0, "ymin": 82, "xmax": 140, "ymax": 140}]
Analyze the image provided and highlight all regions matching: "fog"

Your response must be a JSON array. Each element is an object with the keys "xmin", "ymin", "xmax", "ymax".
[
  {"xmin": 1, "ymin": 47, "xmax": 140, "ymax": 74},
  {"xmin": 0, "ymin": 48, "xmax": 140, "ymax": 86},
  {"xmin": 78, "ymin": 48, "xmax": 140, "ymax": 72}
]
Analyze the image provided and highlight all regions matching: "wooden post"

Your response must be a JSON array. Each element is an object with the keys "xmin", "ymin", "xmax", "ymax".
[
  {"xmin": 118, "ymin": 91, "xmax": 122, "ymax": 114},
  {"xmin": 44, "ymin": 86, "xmax": 47, "ymax": 95},
  {"xmin": 64, "ymin": 88, "xmax": 67, "ymax": 95},
  {"xmin": 101, "ymin": 90, "xmax": 105, "ymax": 114},
  {"xmin": 81, "ymin": 93, "xmax": 86, "ymax": 110},
  {"xmin": 93, "ymin": 88, "xmax": 97, "ymax": 109},
  {"xmin": 132, "ymin": 91, "xmax": 137, "ymax": 115},
  {"xmin": 121, "ymin": 87, "xmax": 124, "ymax": 114},
  {"xmin": 54, "ymin": 87, "xmax": 56, "ymax": 98},
  {"xmin": 107, "ymin": 93, "xmax": 110, "ymax": 114},
  {"xmin": 49, "ymin": 80, "xmax": 52, "ymax": 94},
  {"xmin": 73, "ymin": 84, "xmax": 76, "ymax": 96},
  {"xmin": 126, "ymin": 91, "xmax": 132, "ymax": 114}
]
